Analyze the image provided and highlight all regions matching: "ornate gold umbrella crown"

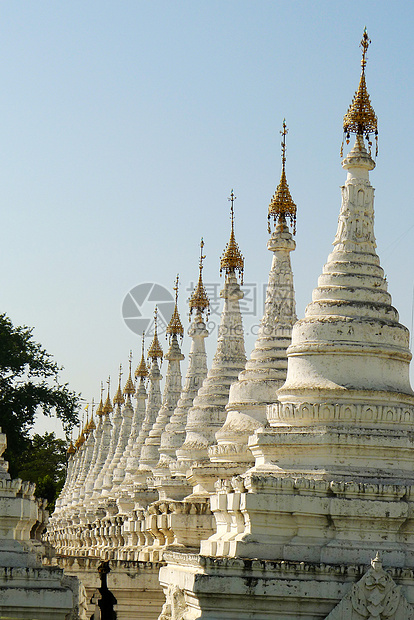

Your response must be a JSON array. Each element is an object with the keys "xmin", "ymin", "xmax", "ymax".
[
  {"xmin": 102, "ymin": 376, "xmax": 113, "ymax": 415},
  {"xmin": 87, "ymin": 415, "xmax": 96, "ymax": 432},
  {"xmin": 189, "ymin": 238, "xmax": 210, "ymax": 319},
  {"xmin": 341, "ymin": 28, "xmax": 378, "ymax": 157},
  {"xmin": 147, "ymin": 307, "xmax": 163, "ymax": 361},
  {"xmin": 86, "ymin": 399, "xmax": 96, "ymax": 431},
  {"xmin": 83, "ymin": 410, "xmax": 90, "ymax": 437},
  {"xmin": 75, "ymin": 429, "xmax": 85, "ymax": 448},
  {"xmin": 220, "ymin": 190, "xmax": 244, "ymax": 284},
  {"xmin": 96, "ymin": 382, "xmax": 104, "ymax": 416},
  {"xmin": 268, "ymin": 119, "xmax": 297, "ymax": 234},
  {"xmin": 67, "ymin": 439, "xmax": 76, "ymax": 455},
  {"xmin": 113, "ymin": 364, "xmax": 125, "ymax": 406},
  {"xmin": 135, "ymin": 332, "xmax": 149, "ymax": 378},
  {"xmin": 123, "ymin": 351, "xmax": 136, "ymax": 396},
  {"xmin": 166, "ymin": 275, "xmax": 184, "ymax": 341}
]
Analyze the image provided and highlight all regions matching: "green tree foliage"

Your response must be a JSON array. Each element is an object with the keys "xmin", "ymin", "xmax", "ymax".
[
  {"xmin": 15, "ymin": 433, "xmax": 68, "ymax": 511},
  {"xmin": 0, "ymin": 313, "xmax": 80, "ymax": 499}
]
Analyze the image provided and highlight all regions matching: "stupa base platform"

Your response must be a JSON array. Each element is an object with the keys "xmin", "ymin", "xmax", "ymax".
[
  {"xmin": 58, "ymin": 557, "xmax": 165, "ymax": 620},
  {"xmin": 159, "ymin": 552, "xmax": 414, "ymax": 619}
]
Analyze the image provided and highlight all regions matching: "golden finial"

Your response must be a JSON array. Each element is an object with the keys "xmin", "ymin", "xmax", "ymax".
[
  {"xmin": 74, "ymin": 420, "xmax": 84, "ymax": 448},
  {"xmin": 135, "ymin": 332, "xmax": 149, "ymax": 378},
  {"xmin": 124, "ymin": 350, "xmax": 136, "ymax": 396},
  {"xmin": 74, "ymin": 425, "xmax": 81, "ymax": 449},
  {"xmin": 83, "ymin": 404, "xmax": 90, "ymax": 436},
  {"xmin": 67, "ymin": 439, "xmax": 76, "ymax": 455},
  {"xmin": 96, "ymin": 382, "xmax": 104, "ymax": 416},
  {"xmin": 166, "ymin": 275, "xmax": 184, "ymax": 341},
  {"xmin": 87, "ymin": 398, "xmax": 96, "ymax": 431},
  {"xmin": 341, "ymin": 28, "xmax": 378, "ymax": 157},
  {"xmin": 147, "ymin": 307, "xmax": 163, "ymax": 361},
  {"xmin": 102, "ymin": 376, "xmax": 113, "ymax": 415},
  {"xmin": 189, "ymin": 237, "xmax": 210, "ymax": 319},
  {"xmin": 220, "ymin": 190, "xmax": 244, "ymax": 284},
  {"xmin": 268, "ymin": 120, "xmax": 297, "ymax": 235},
  {"xmin": 113, "ymin": 364, "xmax": 125, "ymax": 405}
]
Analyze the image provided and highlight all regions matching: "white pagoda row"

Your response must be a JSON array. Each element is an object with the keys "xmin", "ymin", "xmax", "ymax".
[{"xmin": 43, "ymin": 31, "xmax": 414, "ymax": 620}]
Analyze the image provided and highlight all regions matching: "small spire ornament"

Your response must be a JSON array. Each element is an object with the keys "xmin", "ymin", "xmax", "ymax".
[
  {"xmin": 113, "ymin": 364, "xmax": 125, "ymax": 406},
  {"xmin": 166, "ymin": 275, "xmax": 184, "ymax": 341},
  {"xmin": 67, "ymin": 439, "xmax": 76, "ymax": 455},
  {"xmin": 83, "ymin": 405, "xmax": 90, "ymax": 436},
  {"xmin": 220, "ymin": 190, "xmax": 244, "ymax": 284},
  {"xmin": 147, "ymin": 307, "xmax": 163, "ymax": 361},
  {"xmin": 75, "ymin": 428, "xmax": 86, "ymax": 448},
  {"xmin": 124, "ymin": 350, "xmax": 136, "ymax": 396},
  {"xmin": 87, "ymin": 398, "xmax": 96, "ymax": 431},
  {"xmin": 102, "ymin": 376, "xmax": 113, "ymax": 415},
  {"xmin": 74, "ymin": 417, "xmax": 84, "ymax": 448},
  {"xmin": 96, "ymin": 382, "xmax": 104, "ymax": 416},
  {"xmin": 341, "ymin": 28, "xmax": 378, "ymax": 157},
  {"xmin": 268, "ymin": 119, "xmax": 297, "ymax": 235},
  {"xmin": 189, "ymin": 238, "xmax": 210, "ymax": 319},
  {"xmin": 135, "ymin": 332, "xmax": 149, "ymax": 378}
]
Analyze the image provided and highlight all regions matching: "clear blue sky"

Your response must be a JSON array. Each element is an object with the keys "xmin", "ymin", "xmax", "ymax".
[{"xmin": 1, "ymin": 1, "xmax": 413, "ymax": 436}]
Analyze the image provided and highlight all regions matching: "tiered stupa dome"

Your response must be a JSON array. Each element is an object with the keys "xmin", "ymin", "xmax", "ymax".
[
  {"xmin": 176, "ymin": 193, "xmax": 247, "ymax": 472},
  {"xmin": 157, "ymin": 242, "xmax": 210, "ymax": 497},
  {"xmin": 261, "ymin": 30, "xmax": 414, "ymax": 482},
  {"xmin": 211, "ymin": 121, "xmax": 297, "ymax": 467}
]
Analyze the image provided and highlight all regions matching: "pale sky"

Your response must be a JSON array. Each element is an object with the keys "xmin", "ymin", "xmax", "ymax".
[{"xmin": 1, "ymin": 2, "xmax": 413, "ymax": 437}]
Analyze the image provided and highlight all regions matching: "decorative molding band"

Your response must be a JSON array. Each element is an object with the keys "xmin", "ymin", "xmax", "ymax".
[
  {"xmin": 208, "ymin": 443, "xmax": 252, "ymax": 458},
  {"xmin": 221, "ymin": 473, "xmax": 412, "ymax": 499},
  {"xmin": 268, "ymin": 401, "xmax": 414, "ymax": 427}
]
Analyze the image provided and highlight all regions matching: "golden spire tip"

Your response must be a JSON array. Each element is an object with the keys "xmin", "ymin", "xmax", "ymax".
[
  {"xmin": 88, "ymin": 397, "xmax": 96, "ymax": 431},
  {"xmin": 189, "ymin": 237, "xmax": 210, "ymax": 319},
  {"xmin": 268, "ymin": 120, "xmax": 297, "ymax": 235},
  {"xmin": 220, "ymin": 190, "xmax": 244, "ymax": 284},
  {"xmin": 123, "ymin": 349, "xmax": 136, "ymax": 396},
  {"xmin": 67, "ymin": 439, "xmax": 76, "ymax": 455},
  {"xmin": 114, "ymin": 363, "xmax": 125, "ymax": 405},
  {"xmin": 96, "ymin": 381, "xmax": 104, "ymax": 416},
  {"xmin": 167, "ymin": 275, "xmax": 184, "ymax": 340},
  {"xmin": 102, "ymin": 375, "xmax": 113, "ymax": 415},
  {"xmin": 147, "ymin": 307, "xmax": 163, "ymax": 361},
  {"xmin": 341, "ymin": 29, "xmax": 378, "ymax": 158},
  {"xmin": 135, "ymin": 331, "xmax": 149, "ymax": 378}
]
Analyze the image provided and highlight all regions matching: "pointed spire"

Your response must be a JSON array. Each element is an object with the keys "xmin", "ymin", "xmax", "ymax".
[
  {"xmin": 102, "ymin": 376, "xmax": 113, "ymax": 415},
  {"xmin": 87, "ymin": 398, "xmax": 96, "ymax": 432},
  {"xmin": 67, "ymin": 440, "xmax": 76, "ymax": 455},
  {"xmin": 96, "ymin": 382, "xmax": 104, "ymax": 416},
  {"xmin": 76, "ymin": 429, "xmax": 86, "ymax": 448},
  {"xmin": 147, "ymin": 307, "xmax": 164, "ymax": 361},
  {"xmin": 341, "ymin": 28, "xmax": 378, "ymax": 157},
  {"xmin": 189, "ymin": 238, "xmax": 210, "ymax": 319},
  {"xmin": 140, "ymin": 302, "xmax": 184, "ymax": 472},
  {"xmin": 135, "ymin": 332, "xmax": 149, "ymax": 379},
  {"xmin": 178, "ymin": 233, "xmax": 247, "ymax": 471},
  {"xmin": 166, "ymin": 275, "xmax": 184, "ymax": 341},
  {"xmin": 113, "ymin": 364, "xmax": 125, "ymax": 405},
  {"xmin": 74, "ymin": 420, "xmax": 83, "ymax": 448},
  {"xmin": 124, "ymin": 350, "xmax": 136, "ymax": 396},
  {"xmin": 220, "ymin": 190, "xmax": 244, "ymax": 284},
  {"xmin": 83, "ymin": 409, "xmax": 90, "ymax": 437},
  {"xmin": 268, "ymin": 120, "xmax": 297, "ymax": 235}
]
